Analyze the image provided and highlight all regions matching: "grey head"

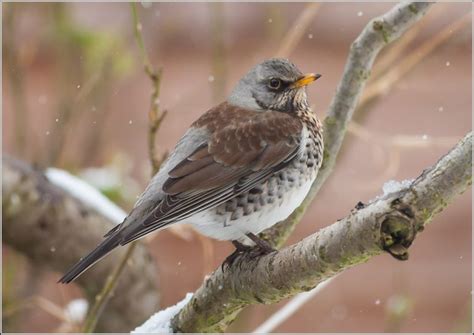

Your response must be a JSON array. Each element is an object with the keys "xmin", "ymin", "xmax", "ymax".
[{"xmin": 228, "ymin": 58, "xmax": 321, "ymax": 113}]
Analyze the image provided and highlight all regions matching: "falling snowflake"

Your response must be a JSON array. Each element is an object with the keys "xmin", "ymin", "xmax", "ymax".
[
  {"xmin": 438, "ymin": 106, "xmax": 444, "ymax": 112},
  {"xmin": 421, "ymin": 134, "xmax": 428, "ymax": 140},
  {"xmin": 357, "ymin": 11, "xmax": 364, "ymax": 17},
  {"xmin": 268, "ymin": 18, "xmax": 273, "ymax": 23},
  {"xmin": 137, "ymin": 23, "xmax": 143, "ymax": 31},
  {"xmin": 308, "ymin": 33, "xmax": 313, "ymax": 39},
  {"xmin": 208, "ymin": 75, "xmax": 215, "ymax": 82},
  {"xmin": 129, "ymin": 120, "xmax": 133, "ymax": 125},
  {"xmin": 46, "ymin": 131, "xmax": 50, "ymax": 136},
  {"xmin": 65, "ymin": 299, "xmax": 89, "ymax": 323},
  {"xmin": 76, "ymin": 84, "xmax": 81, "ymax": 89},
  {"xmin": 375, "ymin": 299, "xmax": 381, "ymax": 305},
  {"xmin": 445, "ymin": 61, "xmax": 451, "ymax": 67}
]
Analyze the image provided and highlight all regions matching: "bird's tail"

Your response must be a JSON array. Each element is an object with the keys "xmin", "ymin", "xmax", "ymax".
[{"xmin": 58, "ymin": 232, "xmax": 121, "ymax": 284}]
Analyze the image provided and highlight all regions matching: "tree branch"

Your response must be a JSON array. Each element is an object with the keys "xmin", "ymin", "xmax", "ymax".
[
  {"xmin": 261, "ymin": 0, "xmax": 433, "ymax": 248},
  {"xmin": 171, "ymin": 131, "xmax": 471, "ymax": 332},
  {"xmin": 2, "ymin": 156, "xmax": 160, "ymax": 332}
]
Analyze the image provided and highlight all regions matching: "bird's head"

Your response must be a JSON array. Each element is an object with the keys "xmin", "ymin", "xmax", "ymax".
[{"xmin": 228, "ymin": 58, "xmax": 321, "ymax": 113}]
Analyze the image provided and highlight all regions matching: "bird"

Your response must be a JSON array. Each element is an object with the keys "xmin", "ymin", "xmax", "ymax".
[{"xmin": 59, "ymin": 58, "xmax": 323, "ymax": 283}]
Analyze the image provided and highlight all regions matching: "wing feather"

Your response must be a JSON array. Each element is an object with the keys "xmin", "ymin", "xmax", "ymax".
[{"xmin": 119, "ymin": 102, "xmax": 303, "ymax": 244}]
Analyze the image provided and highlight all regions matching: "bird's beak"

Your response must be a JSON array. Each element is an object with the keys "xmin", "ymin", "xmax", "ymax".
[{"xmin": 291, "ymin": 73, "xmax": 322, "ymax": 88}]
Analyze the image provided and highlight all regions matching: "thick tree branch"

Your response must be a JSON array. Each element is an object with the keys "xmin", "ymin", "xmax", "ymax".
[
  {"xmin": 2, "ymin": 156, "xmax": 160, "ymax": 332},
  {"xmin": 171, "ymin": 131, "xmax": 471, "ymax": 332},
  {"xmin": 261, "ymin": 1, "xmax": 433, "ymax": 248}
]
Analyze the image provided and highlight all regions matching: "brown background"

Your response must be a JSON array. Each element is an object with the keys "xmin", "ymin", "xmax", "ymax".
[{"xmin": 2, "ymin": 2, "xmax": 472, "ymax": 332}]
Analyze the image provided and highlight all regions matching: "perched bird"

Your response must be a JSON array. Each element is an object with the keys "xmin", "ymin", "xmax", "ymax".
[{"xmin": 59, "ymin": 58, "xmax": 323, "ymax": 283}]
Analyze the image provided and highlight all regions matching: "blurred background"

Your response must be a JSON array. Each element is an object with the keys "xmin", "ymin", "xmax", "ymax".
[{"xmin": 2, "ymin": 2, "xmax": 472, "ymax": 333}]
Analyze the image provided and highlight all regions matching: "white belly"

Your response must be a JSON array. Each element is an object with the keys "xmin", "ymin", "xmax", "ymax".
[{"xmin": 185, "ymin": 176, "xmax": 315, "ymax": 242}]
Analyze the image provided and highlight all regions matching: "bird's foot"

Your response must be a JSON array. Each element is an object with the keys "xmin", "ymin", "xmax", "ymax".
[
  {"xmin": 222, "ymin": 234, "xmax": 277, "ymax": 271},
  {"xmin": 245, "ymin": 232, "xmax": 276, "ymax": 254}
]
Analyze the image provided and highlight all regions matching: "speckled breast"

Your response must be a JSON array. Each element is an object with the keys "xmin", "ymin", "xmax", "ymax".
[{"xmin": 219, "ymin": 127, "xmax": 322, "ymax": 217}]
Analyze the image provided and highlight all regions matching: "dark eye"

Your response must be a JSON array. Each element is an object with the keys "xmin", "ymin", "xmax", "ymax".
[{"xmin": 268, "ymin": 78, "xmax": 281, "ymax": 90}]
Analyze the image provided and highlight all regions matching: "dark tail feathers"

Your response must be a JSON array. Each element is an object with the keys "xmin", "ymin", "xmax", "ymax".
[{"xmin": 58, "ymin": 233, "xmax": 121, "ymax": 284}]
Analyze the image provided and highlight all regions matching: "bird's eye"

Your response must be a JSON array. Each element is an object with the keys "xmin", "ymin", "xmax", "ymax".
[{"xmin": 268, "ymin": 78, "xmax": 282, "ymax": 90}]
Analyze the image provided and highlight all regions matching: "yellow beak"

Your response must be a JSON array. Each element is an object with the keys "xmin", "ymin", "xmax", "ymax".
[{"xmin": 291, "ymin": 73, "xmax": 322, "ymax": 88}]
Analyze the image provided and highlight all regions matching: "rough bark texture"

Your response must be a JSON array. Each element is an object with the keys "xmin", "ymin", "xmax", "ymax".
[
  {"xmin": 171, "ymin": 132, "xmax": 471, "ymax": 333},
  {"xmin": 261, "ymin": 1, "xmax": 434, "ymax": 248},
  {"xmin": 2, "ymin": 156, "xmax": 160, "ymax": 332}
]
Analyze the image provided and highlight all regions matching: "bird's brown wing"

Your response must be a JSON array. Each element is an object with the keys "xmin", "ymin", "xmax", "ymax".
[{"xmin": 119, "ymin": 103, "xmax": 303, "ymax": 244}]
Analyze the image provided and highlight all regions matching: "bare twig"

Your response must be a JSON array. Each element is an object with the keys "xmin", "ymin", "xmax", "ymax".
[
  {"xmin": 80, "ymin": 3, "xmax": 167, "ymax": 331},
  {"xmin": 360, "ymin": 11, "xmax": 471, "ymax": 108},
  {"xmin": 131, "ymin": 1, "xmax": 166, "ymax": 174},
  {"xmin": 369, "ymin": 2, "xmax": 446, "ymax": 81},
  {"xmin": 3, "ymin": 295, "xmax": 68, "ymax": 322},
  {"xmin": 275, "ymin": 3, "xmax": 321, "ymax": 58},
  {"xmin": 82, "ymin": 242, "xmax": 137, "ymax": 332}
]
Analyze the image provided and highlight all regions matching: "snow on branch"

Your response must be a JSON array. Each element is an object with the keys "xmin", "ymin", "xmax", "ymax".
[
  {"xmin": 132, "ymin": 293, "xmax": 193, "ymax": 333},
  {"xmin": 45, "ymin": 168, "xmax": 127, "ymax": 224}
]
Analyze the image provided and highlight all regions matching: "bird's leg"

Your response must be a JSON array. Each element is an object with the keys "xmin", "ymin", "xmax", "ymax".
[
  {"xmin": 232, "ymin": 240, "xmax": 252, "ymax": 252},
  {"xmin": 222, "ymin": 240, "xmax": 251, "ymax": 270},
  {"xmin": 223, "ymin": 235, "xmax": 276, "ymax": 270},
  {"xmin": 246, "ymin": 232, "xmax": 276, "ymax": 254}
]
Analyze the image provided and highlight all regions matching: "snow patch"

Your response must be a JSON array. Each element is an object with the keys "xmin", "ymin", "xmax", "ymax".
[
  {"xmin": 45, "ymin": 168, "xmax": 127, "ymax": 224},
  {"xmin": 369, "ymin": 179, "xmax": 414, "ymax": 203},
  {"xmin": 65, "ymin": 299, "xmax": 89, "ymax": 323},
  {"xmin": 382, "ymin": 179, "xmax": 414, "ymax": 196},
  {"xmin": 132, "ymin": 293, "xmax": 193, "ymax": 333}
]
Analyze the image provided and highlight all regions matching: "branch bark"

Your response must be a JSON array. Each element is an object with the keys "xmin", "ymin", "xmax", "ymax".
[
  {"xmin": 2, "ymin": 156, "xmax": 160, "ymax": 332},
  {"xmin": 171, "ymin": 131, "xmax": 471, "ymax": 332}
]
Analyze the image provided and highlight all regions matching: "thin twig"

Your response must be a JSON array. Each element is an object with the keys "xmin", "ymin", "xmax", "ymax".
[
  {"xmin": 80, "ymin": 3, "xmax": 167, "ymax": 332},
  {"xmin": 275, "ymin": 3, "xmax": 321, "ymax": 58},
  {"xmin": 131, "ymin": 1, "xmax": 167, "ymax": 174},
  {"xmin": 369, "ymin": 2, "xmax": 446, "ymax": 81},
  {"xmin": 360, "ymin": 11, "xmax": 471, "ymax": 108},
  {"xmin": 3, "ymin": 295, "xmax": 68, "ymax": 322},
  {"xmin": 82, "ymin": 242, "xmax": 137, "ymax": 332}
]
